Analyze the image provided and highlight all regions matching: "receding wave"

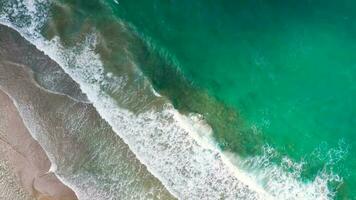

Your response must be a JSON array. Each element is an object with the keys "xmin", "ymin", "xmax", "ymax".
[
  {"xmin": 0, "ymin": 29, "xmax": 175, "ymax": 200},
  {"xmin": 0, "ymin": 0, "xmax": 341, "ymax": 199}
]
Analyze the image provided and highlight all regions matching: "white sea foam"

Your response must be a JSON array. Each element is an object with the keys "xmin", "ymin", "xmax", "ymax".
[
  {"xmin": 0, "ymin": 1, "xmax": 338, "ymax": 199},
  {"xmin": 39, "ymin": 34, "xmax": 268, "ymax": 200},
  {"xmin": 226, "ymin": 146, "xmax": 342, "ymax": 200}
]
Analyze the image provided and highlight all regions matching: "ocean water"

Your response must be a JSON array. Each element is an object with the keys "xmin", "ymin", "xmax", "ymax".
[
  {"xmin": 0, "ymin": 0, "xmax": 355, "ymax": 199},
  {"xmin": 110, "ymin": 1, "xmax": 356, "ymax": 199}
]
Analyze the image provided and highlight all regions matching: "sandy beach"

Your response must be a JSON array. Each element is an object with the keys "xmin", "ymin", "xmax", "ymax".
[
  {"xmin": 0, "ymin": 23, "xmax": 78, "ymax": 200},
  {"xmin": 0, "ymin": 24, "xmax": 175, "ymax": 200},
  {"xmin": 0, "ymin": 89, "xmax": 78, "ymax": 200}
]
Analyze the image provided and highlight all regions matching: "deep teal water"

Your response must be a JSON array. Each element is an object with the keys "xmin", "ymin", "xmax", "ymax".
[{"xmin": 107, "ymin": 0, "xmax": 356, "ymax": 199}]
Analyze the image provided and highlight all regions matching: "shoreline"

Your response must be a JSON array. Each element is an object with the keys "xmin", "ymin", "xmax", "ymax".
[
  {"xmin": 0, "ymin": 10, "xmax": 267, "ymax": 200},
  {"xmin": 0, "ymin": 23, "xmax": 175, "ymax": 200},
  {"xmin": 0, "ymin": 6, "xmax": 268, "ymax": 197},
  {"xmin": 0, "ymin": 7, "xmax": 334, "ymax": 198},
  {"xmin": 0, "ymin": 89, "xmax": 78, "ymax": 200}
]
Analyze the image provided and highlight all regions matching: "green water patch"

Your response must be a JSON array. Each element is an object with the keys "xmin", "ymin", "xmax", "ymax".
[
  {"xmin": 41, "ymin": 0, "xmax": 266, "ymax": 158},
  {"xmin": 108, "ymin": 0, "xmax": 356, "ymax": 199},
  {"xmin": 42, "ymin": 0, "xmax": 161, "ymax": 112},
  {"xmin": 131, "ymin": 42, "xmax": 265, "ymax": 156}
]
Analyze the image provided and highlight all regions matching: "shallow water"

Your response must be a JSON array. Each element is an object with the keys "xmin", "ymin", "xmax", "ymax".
[{"xmin": 0, "ymin": 24, "xmax": 174, "ymax": 200}]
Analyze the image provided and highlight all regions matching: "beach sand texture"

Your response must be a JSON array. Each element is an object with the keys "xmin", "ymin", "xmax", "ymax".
[
  {"xmin": 0, "ymin": 24, "xmax": 175, "ymax": 200},
  {"xmin": 0, "ymin": 89, "xmax": 78, "ymax": 200}
]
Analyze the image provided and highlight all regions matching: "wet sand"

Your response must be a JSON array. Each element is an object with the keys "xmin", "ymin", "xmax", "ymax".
[
  {"xmin": 0, "ymin": 23, "xmax": 78, "ymax": 200},
  {"xmin": 0, "ymin": 24, "xmax": 175, "ymax": 199},
  {"xmin": 0, "ymin": 24, "xmax": 88, "ymax": 103},
  {"xmin": 0, "ymin": 89, "xmax": 78, "ymax": 200}
]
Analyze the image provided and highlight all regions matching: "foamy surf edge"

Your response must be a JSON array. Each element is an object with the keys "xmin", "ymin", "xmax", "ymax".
[
  {"xmin": 0, "ymin": 85, "xmax": 81, "ymax": 200},
  {"xmin": 0, "ymin": 1, "xmax": 268, "ymax": 199},
  {"xmin": 36, "ymin": 34, "xmax": 268, "ymax": 200}
]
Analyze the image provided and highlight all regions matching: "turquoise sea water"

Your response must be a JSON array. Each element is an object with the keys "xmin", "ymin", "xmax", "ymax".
[{"xmin": 108, "ymin": 0, "xmax": 356, "ymax": 199}]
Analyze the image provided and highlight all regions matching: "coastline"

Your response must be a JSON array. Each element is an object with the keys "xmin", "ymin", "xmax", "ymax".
[
  {"xmin": 0, "ymin": 8, "xmax": 333, "ymax": 198},
  {"xmin": 0, "ymin": 6, "xmax": 268, "ymax": 199},
  {"xmin": 0, "ymin": 89, "xmax": 78, "ymax": 200},
  {"xmin": 0, "ymin": 0, "xmax": 351, "ymax": 198},
  {"xmin": 0, "ymin": 23, "xmax": 78, "ymax": 199},
  {"xmin": 0, "ymin": 24, "xmax": 175, "ymax": 200}
]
